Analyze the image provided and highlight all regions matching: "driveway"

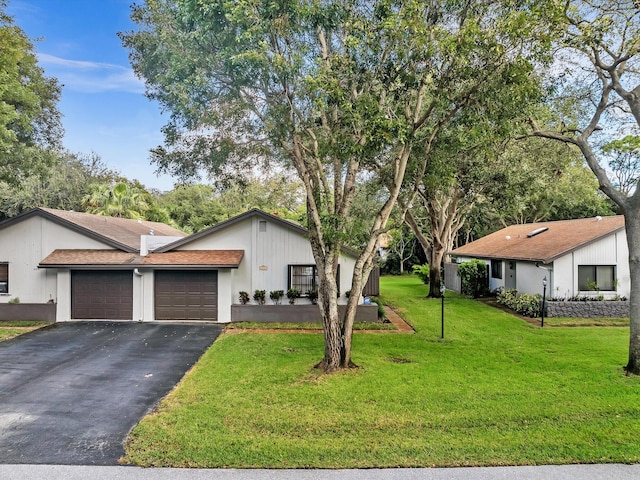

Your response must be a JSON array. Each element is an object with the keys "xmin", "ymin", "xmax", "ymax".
[{"xmin": 0, "ymin": 321, "xmax": 223, "ymax": 465}]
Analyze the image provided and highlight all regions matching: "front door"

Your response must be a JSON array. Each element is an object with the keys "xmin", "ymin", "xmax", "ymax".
[{"xmin": 505, "ymin": 261, "xmax": 516, "ymax": 290}]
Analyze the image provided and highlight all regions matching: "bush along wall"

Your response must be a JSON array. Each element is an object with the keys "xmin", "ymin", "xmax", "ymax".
[
  {"xmin": 496, "ymin": 289, "xmax": 541, "ymax": 318},
  {"xmin": 497, "ymin": 289, "xmax": 630, "ymax": 318}
]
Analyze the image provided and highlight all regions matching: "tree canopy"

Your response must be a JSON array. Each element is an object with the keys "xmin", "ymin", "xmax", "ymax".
[{"xmin": 0, "ymin": 1, "xmax": 62, "ymax": 187}]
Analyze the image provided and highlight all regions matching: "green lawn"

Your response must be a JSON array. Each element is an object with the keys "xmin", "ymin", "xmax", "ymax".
[
  {"xmin": 0, "ymin": 321, "xmax": 48, "ymax": 341},
  {"xmin": 226, "ymin": 321, "xmax": 395, "ymax": 331},
  {"xmin": 123, "ymin": 276, "xmax": 640, "ymax": 468},
  {"xmin": 545, "ymin": 317, "xmax": 629, "ymax": 327}
]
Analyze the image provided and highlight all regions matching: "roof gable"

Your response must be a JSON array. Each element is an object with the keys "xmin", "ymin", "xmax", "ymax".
[
  {"xmin": 155, "ymin": 209, "xmax": 306, "ymax": 252},
  {"xmin": 155, "ymin": 208, "xmax": 360, "ymax": 258},
  {"xmin": 0, "ymin": 208, "xmax": 186, "ymax": 253},
  {"xmin": 451, "ymin": 216, "xmax": 625, "ymax": 263}
]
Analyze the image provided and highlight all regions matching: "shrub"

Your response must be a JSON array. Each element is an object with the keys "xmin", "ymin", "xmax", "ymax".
[
  {"xmin": 307, "ymin": 290, "xmax": 318, "ymax": 304},
  {"xmin": 269, "ymin": 290, "xmax": 284, "ymax": 305},
  {"xmin": 496, "ymin": 288, "xmax": 518, "ymax": 307},
  {"xmin": 7, "ymin": 297, "xmax": 20, "ymax": 304},
  {"xmin": 412, "ymin": 264, "xmax": 430, "ymax": 285},
  {"xmin": 286, "ymin": 288, "xmax": 300, "ymax": 305},
  {"xmin": 497, "ymin": 288, "xmax": 541, "ymax": 317},
  {"xmin": 253, "ymin": 290, "xmax": 266, "ymax": 305},
  {"xmin": 457, "ymin": 259, "xmax": 489, "ymax": 298},
  {"xmin": 238, "ymin": 291, "xmax": 250, "ymax": 304}
]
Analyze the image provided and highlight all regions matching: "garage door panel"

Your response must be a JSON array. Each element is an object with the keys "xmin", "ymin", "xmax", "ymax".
[
  {"xmin": 72, "ymin": 271, "xmax": 133, "ymax": 320},
  {"xmin": 154, "ymin": 270, "xmax": 218, "ymax": 321}
]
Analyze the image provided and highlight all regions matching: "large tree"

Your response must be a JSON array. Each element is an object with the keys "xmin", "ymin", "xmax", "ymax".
[
  {"xmin": 122, "ymin": 0, "xmax": 557, "ymax": 371},
  {"xmin": 401, "ymin": 67, "xmax": 550, "ymax": 297},
  {"xmin": 531, "ymin": 0, "xmax": 640, "ymax": 374},
  {"xmin": 0, "ymin": 1, "xmax": 62, "ymax": 187},
  {"xmin": 0, "ymin": 151, "xmax": 118, "ymax": 219},
  {"xmin": 157, "ymin": 175, "xmax": 305, "ymax": 233}
]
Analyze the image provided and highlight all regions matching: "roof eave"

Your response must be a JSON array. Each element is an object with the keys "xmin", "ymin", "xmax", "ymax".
[{"xmin": 38, "ymin": 263, "xmax": 241, "ymax": 269}]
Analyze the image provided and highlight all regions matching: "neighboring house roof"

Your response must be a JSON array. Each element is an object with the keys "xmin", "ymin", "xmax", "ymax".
[
  {"xmin": 0, "ymin": 207, "xmax": 186, "ymax": 253},
  {"xmin": 39, "ymin": 249, "xmax": 244, "ymax": 269},
  {"xmin": 155, "ymin": 208, "xmax": 361, "ymax": 258},
  {"xmin": 450, "ymin": 216, "xmax": 625, "ymax": 264}
]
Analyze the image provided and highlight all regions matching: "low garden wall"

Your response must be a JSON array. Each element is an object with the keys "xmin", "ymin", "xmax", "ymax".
[
  {"xmin": 0, "ymin": 303, "xmax": 56, "ymax": 322},
  {"xmin": 231, "ymin": 303, "xmax": 379, "ymax": 323},
  {"xmin": 546, "ymin": 301, "xmax": 629, "ymax": 318}
]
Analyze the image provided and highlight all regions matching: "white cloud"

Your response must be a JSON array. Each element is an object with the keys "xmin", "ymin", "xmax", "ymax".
[{"xmin": 37, "ymin": 53, "xmax": 145, "ymax": 94}]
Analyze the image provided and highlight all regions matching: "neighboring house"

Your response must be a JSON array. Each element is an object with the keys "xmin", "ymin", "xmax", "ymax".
[
  {"xmin": 448, "ymin": 216, "xmax": 629, "ymax": 299},
  {"xmin": 0, "ymin": 207, "xmax": 370, "ymax": 322}
]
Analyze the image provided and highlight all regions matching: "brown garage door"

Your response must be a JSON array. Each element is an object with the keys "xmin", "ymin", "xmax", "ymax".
[
  {"xmin": 71, "ymin": 270, "xmax": 133, "ymax": 320},
  {"xmin": 155, "ymin": 270, "xmax": 218, "ymax": 321}
]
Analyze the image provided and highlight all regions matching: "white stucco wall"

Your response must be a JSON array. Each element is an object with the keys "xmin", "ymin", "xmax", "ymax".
[
  {"xmin": 0, "ymin": 216, "xmax": 115, "ymax": 304},
  {"xmin": 514, "ymin": 262, "xmax": 549, "ymax": 297}
]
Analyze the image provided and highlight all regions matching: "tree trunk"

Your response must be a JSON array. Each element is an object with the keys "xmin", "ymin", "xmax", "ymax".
[
  {"xmin": 429, "ymin": 247, "xmax": 445, "ymax": 298},
  {"xmin": 314, "ymin": 258, "xmax": 343, "ymax": 372},
  {"xmin": 625, "ymin": 212, "xmax": 640, "ymax": 375}
]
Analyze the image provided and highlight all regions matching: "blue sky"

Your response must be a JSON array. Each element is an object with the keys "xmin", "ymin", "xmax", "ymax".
[{"xmin": 7, "ymin": 0, "xmax": 177, "ymax": 191}]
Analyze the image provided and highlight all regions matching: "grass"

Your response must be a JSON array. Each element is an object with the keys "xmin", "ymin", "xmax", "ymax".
[
  {"xmin": 0, "ymin": 321, "xmax": 49, "ymax": 341},
  {"xmin": 226, "ymin": 321, "xmax": 395, "ymax": 331},
  {"xmin": 123, "ymin": 276, "xmax": 640, "ymax": 468},
  {"xmin": 544, "ymin": 317, "xmax": 629, "ymax": 327}
]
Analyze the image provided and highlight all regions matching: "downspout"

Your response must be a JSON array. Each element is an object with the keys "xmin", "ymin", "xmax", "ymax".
[
  {"xmin": 535, "ymin": 262, "xmax": 554, "ymax": 297},
  {"xmin": 135, "ymin": 233, "xmax": 148, "ymax": 322},
  {"xmin": 134, "ymin": 268, "xmax": 144, "ymax": 322}
]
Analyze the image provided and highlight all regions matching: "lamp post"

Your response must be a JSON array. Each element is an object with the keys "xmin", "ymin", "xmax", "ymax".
[
  {"xmin": 541, "ymin": 276, "xmax": 547, "ymax": 328},
  {"xmin": 440, "ymin": 282, "xmax": 445, "ymax": 339}
]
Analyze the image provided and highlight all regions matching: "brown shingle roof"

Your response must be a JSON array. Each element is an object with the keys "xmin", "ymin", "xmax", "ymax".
[
  {"xmin": 37, "ymin": 208, "xmax": 186, "ymax": 251},
  {"xmin": 39, "ymin": 250, "xmax": 137, "ymax": 266},
  {"xmin": 141, "ymin": 250, "xmax": 244, "ymax": 267},
  {"xmin": 39, "ymin": 249, "xmax": 244, "ymax": 268},
  {"xmin": 450, "ymin": 216, "xmax": 625, "ymax": 264}
]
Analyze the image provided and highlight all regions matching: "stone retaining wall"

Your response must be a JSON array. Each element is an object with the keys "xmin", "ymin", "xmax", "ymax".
[{"xmin": 546, "ymin": 301, "xmax": 629, "ymax": 318}]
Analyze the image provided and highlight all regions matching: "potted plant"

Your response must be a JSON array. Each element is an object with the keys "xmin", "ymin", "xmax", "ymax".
[
  {"xmin": 238, "ymin": 291, "xmax": 250, "ymax": 305},
  {"xmin": 286, "ymin": 288, "xmax": 300, "ymax": 304},
  {"xmin": 253, "ymin": 289, "xmax": 266, "ymax": 305},
  {"xmin": 307, "ymin": 289, "xmax": 318, "ymax": 305},
  {"xmin": 269, "ymin": 290, "xmax": 284, "ymax": 305}
]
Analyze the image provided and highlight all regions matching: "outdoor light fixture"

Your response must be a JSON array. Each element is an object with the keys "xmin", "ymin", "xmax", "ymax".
[
  {"xmin": 541, "ymin": 276, "xmax": 548, "ymax": 328},
  {"xmin": 440, "ymin": 282, "xmax": 445, "ymax": 339}
]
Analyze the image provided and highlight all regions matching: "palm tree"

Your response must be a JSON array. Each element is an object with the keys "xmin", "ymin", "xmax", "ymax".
[{"xmin": 82, "ymin": 182, "xmax": 150, "ymax": 219}]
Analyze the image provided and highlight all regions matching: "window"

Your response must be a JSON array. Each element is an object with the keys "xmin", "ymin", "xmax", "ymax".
[
  {"xmin": 288, "ymin": 265, "xmax": 340, "ymax": 295},
  {"xmin": 259, "ymin": 220, "xmax": 267, "ymax": 232},
  {"xmin": 0, "ymin": 263, "xmax": 7, "ymax": 294},
  {"xmin": 578, "ymin": 265, "xmax": 616, "ymax": 291},
  {"xmin": 288, "ymin": 265, "xmax": 318, "ymax": 294},
  {"xmin": 491, "ymin": 260, "xmax": 502, "ymax": 279}
]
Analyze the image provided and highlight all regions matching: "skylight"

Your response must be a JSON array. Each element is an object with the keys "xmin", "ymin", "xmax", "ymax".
[{"xmin": 527, "ymin": 227, "xmax": 549, "ymax": 238}]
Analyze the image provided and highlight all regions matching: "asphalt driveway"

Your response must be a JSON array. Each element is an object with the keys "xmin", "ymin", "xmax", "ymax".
[{"xmin": 0, "ymin": 321, "xmax": 223, "ymax": 465}]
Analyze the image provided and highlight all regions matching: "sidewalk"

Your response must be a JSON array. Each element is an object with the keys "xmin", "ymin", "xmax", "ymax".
[{"xmin": 2, "ymin": 464, "xmax": 639, "ymax": 480}]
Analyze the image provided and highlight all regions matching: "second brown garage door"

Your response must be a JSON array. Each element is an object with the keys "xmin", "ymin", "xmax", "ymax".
[{"xmin": 154, "ymin": 270, "xmax": 218, "ymax": 321}]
